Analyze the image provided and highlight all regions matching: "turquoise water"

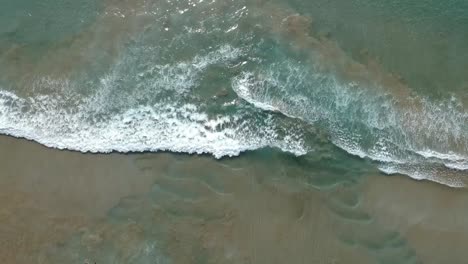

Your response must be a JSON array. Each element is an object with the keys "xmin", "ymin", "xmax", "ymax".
[
  {"xmin": 0, "ymin": 0, "xmax": 467, "ymax": 262},
  {"xmin": 0, "ymin": 0, "xmax": 466, "ymax": 185}
]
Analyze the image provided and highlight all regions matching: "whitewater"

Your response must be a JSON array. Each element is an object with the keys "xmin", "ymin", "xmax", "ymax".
[{"xmin": 0, "ymin": 0, "xmax": 467, "ymax": 188}]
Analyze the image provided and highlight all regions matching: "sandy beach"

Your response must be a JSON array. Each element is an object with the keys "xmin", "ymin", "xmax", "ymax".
[
  {"xmin": 0, "ymin": 135, "xmax": 164, "ymax": 263},
  {"xmin": 1, "ymin": 135, "xmax": 467, "ymax": 264},
  {"xmin": 1, "ymin": 0, "xmax": 467, "ymax": 263}
]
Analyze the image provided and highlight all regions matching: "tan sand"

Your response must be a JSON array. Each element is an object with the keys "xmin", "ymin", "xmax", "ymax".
[
  {"xmin": 0, "ymin": 135, "xmax": 165, "ymax": 263},
  {"xmin": 1, "ymin": 135, "xmax": 468, "ymax": 263},
  {"xmin": 362, "ymin": 174, "xmax": 468, "ymax": 264}
]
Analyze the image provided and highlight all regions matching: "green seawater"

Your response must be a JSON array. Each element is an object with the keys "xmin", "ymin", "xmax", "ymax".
[{"xmin": 0, "ymin": 0, "xmax": 467, "ymax": 263}]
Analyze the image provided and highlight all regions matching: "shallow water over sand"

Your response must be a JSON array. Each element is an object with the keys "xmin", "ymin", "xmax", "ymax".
[{"xmin": 2, "ymin": 136, "xmax": 468, "ymax": 263}]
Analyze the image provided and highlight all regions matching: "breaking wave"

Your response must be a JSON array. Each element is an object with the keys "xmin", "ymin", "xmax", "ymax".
[
  {"xmin": 231, "ymin": 60, "xmax": 468, "ymax": 187},
  {"xmin": 0, "ymin": 45, "xmax": 308, "ymax": 159}
]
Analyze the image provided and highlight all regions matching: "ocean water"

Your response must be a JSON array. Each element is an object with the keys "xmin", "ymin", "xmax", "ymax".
[
  {"xmin": 0, "ymin": 0, "xmax": 467, "ymax": 262},
  {"xmin": 1, "ymin": 0, "xmax": 466, "ymax": 186}
]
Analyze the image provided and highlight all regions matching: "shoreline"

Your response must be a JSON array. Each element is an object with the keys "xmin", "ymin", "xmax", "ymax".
[
  {"xmin": 1, "ymin": 132, "xmax": 465, "ymax": 188},
  {"xmin": 1, "ymin": 135, "xmax": 468, "ymax": 263}
]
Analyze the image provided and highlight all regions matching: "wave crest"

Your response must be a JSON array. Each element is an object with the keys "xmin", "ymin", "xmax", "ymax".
[{"xmin": 232, "ymin": 61, "xmax": 468, "ymax": 186}]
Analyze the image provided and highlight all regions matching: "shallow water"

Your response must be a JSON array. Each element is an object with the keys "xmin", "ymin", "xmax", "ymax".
[
  {"xmin": 2, "ymin": 136, "xmax": 468, "ymax": 263},
  {"xmin": 0, "ymin": 0, "xmax": 467, "ymax": 262},
  {"xmin": 1, "ymin": 0, "xmax": 467, "ymax": 185}
]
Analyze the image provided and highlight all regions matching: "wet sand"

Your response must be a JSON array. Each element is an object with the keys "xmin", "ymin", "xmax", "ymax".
[
  {"xmin": 0, "ymin": 0, "xmax": 467, "ymax": 263},
  {"xmin": 1, "ymin": 135, "xmax": 468, "ymax": 263},
  {"xmin": 0, "ymin": 135, "xmax": 164, "ymax": 263},
  {"xmin": 362, "ymin": 174, "xmax": 468, "ymax": 264}
]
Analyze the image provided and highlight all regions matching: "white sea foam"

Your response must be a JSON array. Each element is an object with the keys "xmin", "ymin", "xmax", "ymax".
[
  {"xmin": 0, "ymin": 45, "xmax": 308, "ymax": 159},
  {"xmin": 415, "ymin": 150, "xmax": 467, "ymax": 163},
  {"xmin": 378, "ymin": 164, "xmax": 465, "ymax": 188},
  {"xmin": 0, "ymin": 92, "xmax": 308, "ymax": 158},
  {"xmin": 414, "ymin": 150, "xmax": 468, "ymax": 171},
  {"xmin": 231, "ymin": 60, "xmax": 468, "ymax": 187},
  {"xmin": 445, "ymin": 162, "xmax": 468, "ymax": 171},
  {"xmin": 1, "ymin": 41, "xmax": 466, "ymax": 187}
]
